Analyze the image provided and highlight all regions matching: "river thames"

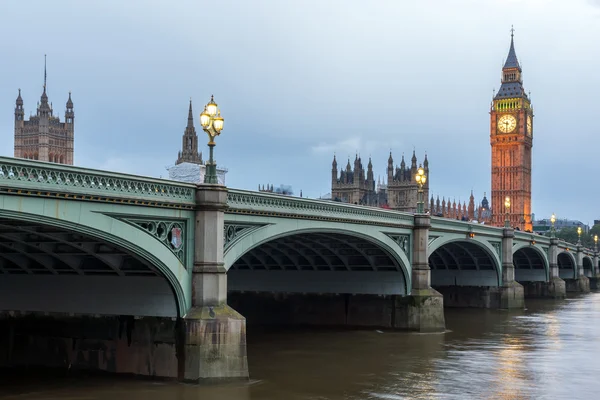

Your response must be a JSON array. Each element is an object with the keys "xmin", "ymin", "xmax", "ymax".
[{"xmin": 2, "ymin": 293, "xmax": 600, "ymax": 399}]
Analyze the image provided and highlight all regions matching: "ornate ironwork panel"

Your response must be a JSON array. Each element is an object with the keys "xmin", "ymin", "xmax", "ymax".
[
  {"xmin": 224, "ymin": 223, "xmax": 267, "ymax": 252},
  {"xmin": 428, "ymin": 235, "xmax": 440, "ymax": 246},
  {"xmin": 386, "ymin": 233, "xmax": 411, "ymax": 261},
  {"xmin": 490, "ymin": 241, "xmax": 501, "ymax": 258},
  {"xmin": 120, "ymin": 218, "xmax": 187, "ymax": 263}
]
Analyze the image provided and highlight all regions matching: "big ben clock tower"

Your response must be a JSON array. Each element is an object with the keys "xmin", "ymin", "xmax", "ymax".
[{"xmin": 490, "ymin": 29, "xmax": 533, "ymax": 231}]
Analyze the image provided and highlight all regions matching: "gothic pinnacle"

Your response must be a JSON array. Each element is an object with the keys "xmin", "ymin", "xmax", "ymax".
[{"xmin": 187, "ymin": 99, "xmax": 194, "ymax": 127}]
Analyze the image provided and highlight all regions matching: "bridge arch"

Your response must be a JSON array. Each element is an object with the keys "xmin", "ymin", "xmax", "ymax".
[
  {"xmin": 557, "ymin": 251, "xmax": 576, "ymax": 280},
  {"xmin": 428, "ymin": 237, "xmax": 501, "ymax": 287},
  {"xmin": 583, "ymin": 256, "xmax": 594, "ymax": 277},
  {"xmin": 512, "ymin": 244, "xmax": 549, "ymax": 282},
  {"xmin": 224, "ymin": 222, "xmax": 411, "ymax": 295},
  {"xmin": 0, "ymin": 209, "xmax": 188, "ymax": 318}
]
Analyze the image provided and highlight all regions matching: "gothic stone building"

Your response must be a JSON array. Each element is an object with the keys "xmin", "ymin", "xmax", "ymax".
[
  {"xmin": 331, "ymin": 151, "xmax": 429, "ymax": 212},
  {"xmin": 14, "ymin": 70, "xmax": 74, "ymax": 164}
]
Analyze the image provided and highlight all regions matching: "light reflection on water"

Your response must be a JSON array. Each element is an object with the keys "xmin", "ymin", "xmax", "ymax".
[{"xmin": 3, "ymin": 294, "xmax": 600, "ymax": 400}]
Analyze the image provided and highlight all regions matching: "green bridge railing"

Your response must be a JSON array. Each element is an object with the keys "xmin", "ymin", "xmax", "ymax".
[{"xmin": 0, "ymin": 157, "xmax": 196, "ymax": 206}]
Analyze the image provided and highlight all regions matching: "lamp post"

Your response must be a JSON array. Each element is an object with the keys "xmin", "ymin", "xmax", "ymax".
[
  {"xmin": 594, "ymin": 234, "xmax": 598, "ymax": 252},
  {"xmin": 415, "ymin": 164, "xmax": 427, "ymax": 214},
  {"xmin": 199, "ymin": 95, "xmax": 225, "ymax": 184},
  {"xmin": 550, "ymin": 213, "xmax": 556, "ymax": 238},
  {"xmin": 504, "ymin": 196, "xmax": 511, "ymax": 228},
  {"xmin": 577, "ymin": 226, "xmax": 582, "ymax": 245}
]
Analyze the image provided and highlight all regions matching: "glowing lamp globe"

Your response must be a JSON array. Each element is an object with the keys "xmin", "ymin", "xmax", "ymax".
[
  {"xmin": 206, "ymin": 95, "xmax": 218, "ymax": 116},
  {"xmin": 200, "ymin": 107, "xmax": 210, "ymax": 128},
  {"xmin": 213, "ymin": 111, "xmax": 224, "ymax": 132}
]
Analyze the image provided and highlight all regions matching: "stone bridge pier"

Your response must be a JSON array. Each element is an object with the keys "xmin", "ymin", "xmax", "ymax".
[
  {"xmin": 399, "ymin": 214, "xmax": 445, "ymax": 332},
  {"xmin": 499, "ymin": 228, "xmax": 525, "ymax": 308},
  {"xmin": 564, "ymin": 243, "xmax": 590, "ymax": 293},
  {"xmin": 183, "ymin": 184, "xmax": 248, "ymax": 382},
  {"xmin": 520, "ymin": 237, "xmax": 566, "ymax": 298},
  {"xmin": 589, "ymin": 252, "xmax": 600, "ymax": 289}
]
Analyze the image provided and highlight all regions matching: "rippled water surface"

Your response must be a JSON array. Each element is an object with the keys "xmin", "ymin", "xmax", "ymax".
[{"xmin": 3, "ymin": 294, "xmax": 600, "ymax": 399}]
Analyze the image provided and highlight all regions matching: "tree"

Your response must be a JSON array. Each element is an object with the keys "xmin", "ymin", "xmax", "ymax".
[
  {"xmin": 552, "ymin": 224, "xmax": 600, "ymax": 249},
  {"xmin": 555, "ymin": 227, "xmax": 579, "ymax": 245}
]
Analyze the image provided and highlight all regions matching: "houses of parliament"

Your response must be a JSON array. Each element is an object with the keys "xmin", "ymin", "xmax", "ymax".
[
  {"xmin": 331, "ymin": 151, "xmax": 430, "ymax": 213},
  {"xmin": 331, "ymin": 30, "xmax": 533, "ymax": 230}
]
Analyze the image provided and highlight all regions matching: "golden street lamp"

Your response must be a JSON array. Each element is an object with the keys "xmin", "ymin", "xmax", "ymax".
[
  {"xmin": 415, "ymin": 164, "xmax": 427, "ymax": 214},
  {"xmin": 504, "ymin": 196, "xmax": 511, "ymax": 228},
  {"xmin": 594, "ymin": 234, "xmax": 598, "ymax": 252},
  {"xmin": 577, "ymin": 226, "xmax": 582, "ymax": 245},
  {"xmin": 550, "ymin": 213, "xmax": 556, "ymax": 238},
  {"xmin": 199, "ymin": 95, "xmax": 224, "ymax": 184}
]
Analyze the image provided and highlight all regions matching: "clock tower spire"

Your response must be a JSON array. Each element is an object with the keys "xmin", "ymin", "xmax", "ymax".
[{"xmin": 490, "ymin": 28, "xmax": 533, "ymax": 231}]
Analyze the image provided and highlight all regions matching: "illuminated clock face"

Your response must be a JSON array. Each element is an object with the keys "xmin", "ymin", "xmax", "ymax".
[
  {"xmin": 498, "ymin": 114, "xmax": 517, "ymax": 133},
  {"xmin": 527, "ymin": 116, "xmax": 532, "ymax": 135}
]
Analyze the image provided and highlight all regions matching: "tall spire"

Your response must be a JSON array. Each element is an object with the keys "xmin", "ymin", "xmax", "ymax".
[
  {"xmin": 187, "ymin": 99, "xmax": 194, "ymax": 128},
  {"xmin": 503, "ymin": 26, "xmax": 520, "ymax": 70},
  {"xmin": 44, "ymin": 54, "xmax": 47, "ymax": 91},
  {"xmin": 39, "ymin": 54, "xmax": 49, "ymax": 111},
  {"xmin": 495, "ymin": 26, "xmax": 527, "ymax": 100}
]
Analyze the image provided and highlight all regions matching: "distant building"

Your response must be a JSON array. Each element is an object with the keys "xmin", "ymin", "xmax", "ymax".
[
  {"xmin": 14, "ymin": 60, "xmax": 74, "ymax": 164},
  {"xmin": 259, "ymin": 184, "xmax": 295, "ymax": 196},
  {"xmin": 533, "ymin": 218, "xmax": 588, "ymax": 234},
  {"xmin": 167, "ymin": 100, "xmax": 227, "ymax": 185},
  {"xmin": 331, "ymin": 151, "xmax": 429, "ymax": 212}
]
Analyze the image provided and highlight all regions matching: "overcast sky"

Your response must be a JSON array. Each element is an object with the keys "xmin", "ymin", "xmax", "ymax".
[{"xmin": 1, "ymin": 0, "xmax": 599, "ymax": 224}]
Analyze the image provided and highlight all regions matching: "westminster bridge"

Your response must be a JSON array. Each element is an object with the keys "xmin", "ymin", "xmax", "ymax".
[{"xmin": 0, "ymin": 157, "xmax": 596, "ymax": 381}]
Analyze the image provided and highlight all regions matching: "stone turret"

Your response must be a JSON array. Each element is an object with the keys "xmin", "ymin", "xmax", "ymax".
[
  {"xmin": 367, "ymin": 157, "xmax": 374, "ymax": 189},
  {"xmin": 387, "ymin": 152, "xmax": 394, "ymax": 183},
  {"xmin": 14, "ymin": 89, "xmax": 24, "ymax": 122},
  {"xmin": 468, "ymin": 191, "xmax": 475, "ymax": 220},
  {"xmin": 331, "ymin": 155, "xmax": 338, "ymax": 184}
]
